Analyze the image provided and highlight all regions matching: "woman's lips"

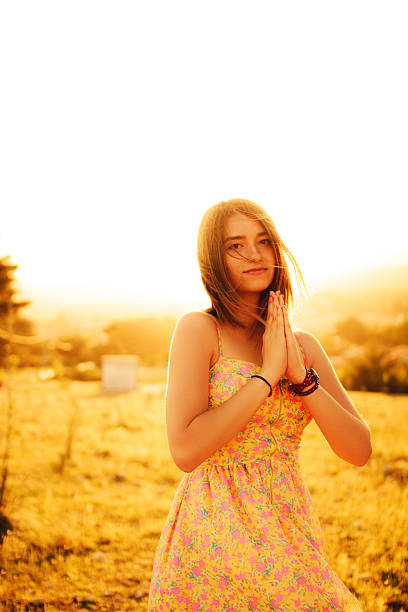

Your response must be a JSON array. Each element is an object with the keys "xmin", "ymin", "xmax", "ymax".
[{"xmin": 244, "ymin": 268, "xmax": 267, "ymax": 275}]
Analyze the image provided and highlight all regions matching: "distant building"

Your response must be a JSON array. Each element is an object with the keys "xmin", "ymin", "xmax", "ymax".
[{"xmin": 101, "ymin": 355, "xmax": 138, "ymax": 392}]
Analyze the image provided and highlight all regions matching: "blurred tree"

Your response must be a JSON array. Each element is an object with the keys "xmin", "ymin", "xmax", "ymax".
[
  {"xmin": 375, "ymin": 317, "xmax": 408, "ymax": 347},
  {"xmin": 103, "ymin": 316, "xmax": 177, "ymax": 365},
  {"xmin": 334, "ymin": 316, "xmax": 368, "ymax": 345},
  {"xmin": 340, "ymin": 343, "xmax": 386, "ymax": 392},
  {"xmin": 0, "ymin": 255, "xmax": 32, "ymax": 366},
  {"xmin": 55, "ymin": 334, "xmax": 90, "ymax": 367}
]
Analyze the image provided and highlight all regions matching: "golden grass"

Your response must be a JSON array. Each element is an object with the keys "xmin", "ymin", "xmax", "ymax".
[{"xmin": 0, "ymin": 371, "xmax": 407, "ymax": 611}]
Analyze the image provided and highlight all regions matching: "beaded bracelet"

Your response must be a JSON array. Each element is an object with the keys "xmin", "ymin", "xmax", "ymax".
[{"xmin": 288, "ymin": 368, "xmax": 320, "ymax": 396}]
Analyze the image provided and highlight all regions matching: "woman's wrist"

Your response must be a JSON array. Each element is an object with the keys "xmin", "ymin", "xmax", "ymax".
[
  {"xmin": 250, "ymin": 374, "xmax": 273, "ymax": 397},
  {"xmin": 288, "ymin": 368, "xmax": 320, "ymax": 396},
  {"xmin": 258, "ymin": 369, "xmax": 279, "ymax": 389},
  {"xmin": 288, "ymin": 367, "xmax": 307, "ymax": 385}
]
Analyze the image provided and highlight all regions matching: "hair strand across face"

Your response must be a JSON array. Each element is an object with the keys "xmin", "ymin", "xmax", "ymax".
[{"xmin": 197, "ymin": 198, "xmax": 307, "ymax": 334}]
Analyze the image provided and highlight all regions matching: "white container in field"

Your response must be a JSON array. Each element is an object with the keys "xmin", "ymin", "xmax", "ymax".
[{"xmin": 101, "ymin": 355, "xmax": 138, "ymax": 392}]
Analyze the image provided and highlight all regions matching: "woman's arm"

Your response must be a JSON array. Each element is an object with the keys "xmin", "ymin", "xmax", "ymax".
[
  {"xmin": 166, "ymin": 301, "xmax": 286, "ymax": 473},
  {"xmin": 296, "ymin": 330, "xmax": 372, "ymax": 467},
  {"xmin": 166, "ymin": 312, "xmax": 271, "ymax": 472}
]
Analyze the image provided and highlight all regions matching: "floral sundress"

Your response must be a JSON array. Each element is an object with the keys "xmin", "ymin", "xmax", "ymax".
[{"xmin": 148, "ymin": 320, "xmax": 362, "ymax": 611}]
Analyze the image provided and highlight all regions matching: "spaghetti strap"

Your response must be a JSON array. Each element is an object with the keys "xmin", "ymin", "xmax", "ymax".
[
  {"xmin": 197, "ymin": 311, "xmax": 223, "ymax": 358},
  {"xmin": 213, "ymin": 319, "xmax": 223, "ymax": 357},
  {"xmin": 295, "ymin": 333, "xmax": 308, "ymax": 368}
]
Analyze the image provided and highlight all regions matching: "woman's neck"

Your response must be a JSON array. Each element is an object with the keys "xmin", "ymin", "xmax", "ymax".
[{"xmin": 233, "ymin": 293, "xmax": 263, "ymax": 330}]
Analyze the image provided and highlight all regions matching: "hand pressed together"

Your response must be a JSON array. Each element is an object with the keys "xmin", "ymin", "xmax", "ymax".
[
  {"xmin": 261, "ymin": 290, "xmax": 307, "ymax": 386},
  {"xmin": 260, "ymin": 291, "xmax": 286, "ymax": 386}
]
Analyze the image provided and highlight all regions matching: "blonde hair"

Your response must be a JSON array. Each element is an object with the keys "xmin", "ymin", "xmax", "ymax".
[{"xmin": 197, "ymin": 198, "xmax": 307, "ymax": 334}]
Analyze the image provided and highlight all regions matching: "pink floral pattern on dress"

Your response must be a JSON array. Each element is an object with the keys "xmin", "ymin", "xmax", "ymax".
[{"xmin": 148, "ymin": 324, "xmax": 362, "ymax": 611}]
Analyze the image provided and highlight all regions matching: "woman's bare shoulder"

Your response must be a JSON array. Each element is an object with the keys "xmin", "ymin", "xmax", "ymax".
[
  {"xmin": 293, "ymin": 328, "xmax": 318, "ymax": 343},
  {"xmin": 293, "ymin": 328, "xmax": 323, "ymax": 365},
  {"xmin": 169, "ymin": 311, "xmax": 219, "ymax": 369},
  {"xmin": 173, "ymin": 310, "xmax": 218, "ymax": 344},
  {"xmin": 176, "ymin": 310, "xmax": 217, "ymax": 328}
]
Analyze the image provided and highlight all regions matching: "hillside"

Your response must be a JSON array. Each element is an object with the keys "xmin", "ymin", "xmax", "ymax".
[
  {"xmin": 15, "ymin": 265, "xmax": 408, "ymax": 353},
  {"xmin": 293, "ymin": 265, "xmax": 408, "ymax": 335}
]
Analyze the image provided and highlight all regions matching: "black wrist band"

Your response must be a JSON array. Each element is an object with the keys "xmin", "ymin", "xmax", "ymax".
[{"xmin": 250, "ymin": 375, "xmax": 273, "ymax": 397}]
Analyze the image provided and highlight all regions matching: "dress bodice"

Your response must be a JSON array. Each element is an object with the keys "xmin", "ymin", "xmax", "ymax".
[{"xmin": 201, "ymin": 321, "xmax": 313, "ymax": 468}]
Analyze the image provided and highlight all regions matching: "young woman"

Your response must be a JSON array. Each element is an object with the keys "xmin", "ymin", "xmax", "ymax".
[{"xmin": 148, "ymin": 198, "xmax": 371, "ymax": 611}]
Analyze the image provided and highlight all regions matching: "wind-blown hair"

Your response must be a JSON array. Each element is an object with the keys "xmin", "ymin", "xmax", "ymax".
[{"xmin": 197, "ymin": 198, "xmax": 307, "ymax": 334}]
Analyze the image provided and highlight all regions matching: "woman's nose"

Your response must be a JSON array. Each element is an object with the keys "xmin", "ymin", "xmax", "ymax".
[{"xmin": 246, "ymin": 243, "xmax": 262, "ymax": 261}]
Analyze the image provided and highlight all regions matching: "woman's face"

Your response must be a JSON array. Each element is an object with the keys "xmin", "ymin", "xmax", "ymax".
[{"xmin": 223, "ymin": 213, "xmax": 276, "ymax": 296}]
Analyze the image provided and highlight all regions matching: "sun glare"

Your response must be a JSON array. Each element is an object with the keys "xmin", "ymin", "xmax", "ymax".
[{"xmin": 1, "ymin": 2, "xmax": 407, "ymax": 316}]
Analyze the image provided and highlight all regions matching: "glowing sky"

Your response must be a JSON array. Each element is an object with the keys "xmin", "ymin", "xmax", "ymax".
[{"xmin": 1, "ymin": 1, "xmax": 407, "ymax": 311}]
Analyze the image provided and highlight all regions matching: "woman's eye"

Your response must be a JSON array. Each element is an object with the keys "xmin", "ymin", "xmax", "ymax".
[
  {"xmin": 260, "ymin": 238, "xmax": 271, "ymax": 245},
  {"xmin": 228, "ymin": 243, "xmax": 242, "ymax": 250}
]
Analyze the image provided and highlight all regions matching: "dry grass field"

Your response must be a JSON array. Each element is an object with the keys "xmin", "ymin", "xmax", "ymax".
[{"xmin": 0, "ymin": 369, "xmax": 407, "ymax": 611}]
